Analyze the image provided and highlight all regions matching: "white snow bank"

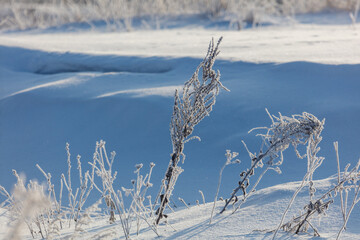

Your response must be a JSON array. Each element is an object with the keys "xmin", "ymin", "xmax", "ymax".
[{"xmin": 1, "ymin": 24, "xmax": 360, "ymax": 64}]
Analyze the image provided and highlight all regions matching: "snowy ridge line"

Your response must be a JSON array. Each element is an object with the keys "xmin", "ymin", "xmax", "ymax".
[
  {"xmin": 3, "ymin": 43, "xmax": 360, "ymax": 78},
  {"xmin": 8, "ymin": 75, "xmax": 91, "ymax": 98},
  {"xmin": 95, "ymin": 85, "xmax": 183, "ymax": 99},
  {"xmin": 1, "ymin": 44, "xmax": 360, "ymax": 101},
  {"xmin": 0, "ymin": 45, "xmax": 174, "ymax": 75}
]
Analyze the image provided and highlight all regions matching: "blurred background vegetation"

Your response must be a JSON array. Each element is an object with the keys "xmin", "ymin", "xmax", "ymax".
[{"xmin": 0, "ymin": 0, "xmax": 359, "ymax": 31}]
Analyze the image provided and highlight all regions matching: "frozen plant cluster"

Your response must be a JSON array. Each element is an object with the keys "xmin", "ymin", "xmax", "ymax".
[
  {"xmin": 88, "ymin": 141, "xmax": 159, "ymax": 239},
  {"xmin": 0, "ymin": 141, "xmax": 159, "ymax": 240}
]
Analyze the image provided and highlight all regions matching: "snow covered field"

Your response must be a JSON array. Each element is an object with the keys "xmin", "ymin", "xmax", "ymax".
[
  {"xmin": 1, "ymin": 177, "xmax": 360, "ymax": 239},
  {"xmin": 0, "ymin": 10, "xmax": 360, "ymax": 239}
]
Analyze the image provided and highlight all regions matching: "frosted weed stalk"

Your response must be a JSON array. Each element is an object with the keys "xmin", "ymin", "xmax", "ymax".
[
  {"xmin": 219, "ymin": 110, "xmax": 324, "ymax": 214},
  {"xmin": 155, "ymin": 37, "xmax": 229, "ymax": 225},
  {"xmin": 209, "ymin": 150, "xmax": 240, "ymax": 223},
  {"xmin": 278, "ymin": 142, "xmax": 360, "ymax": 239},
  {"xmin": 120, "ymin": 162, "xmax": 158, "ymax": 237},
  {"xmin": 273, "ymin": 112, "xmax": 325, "ymax": 239},
  {"xmin": 334, "ymin": 142, "xmax": 360, "ymax": 239},
  {"xmin": 88, "ymin": 140, "xmax": 132, "ymax": 239}
]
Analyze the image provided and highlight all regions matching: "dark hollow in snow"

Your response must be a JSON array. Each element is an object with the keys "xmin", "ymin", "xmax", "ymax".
[{"xmin": 0, "ymin": 45, "xmax": 173, "ymax": 75}]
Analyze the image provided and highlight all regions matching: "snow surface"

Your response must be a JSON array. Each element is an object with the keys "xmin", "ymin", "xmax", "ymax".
[
  {"xmin": 0, "ymin": 12, "xmax": 360, "ymax": 239},
  {"xmin": 1, "ymin": 177, "xmax": 359, "ymax": 239},
  {"xmin": 1, "ymin": 24, "xmax": 359, "ymax": 64}
]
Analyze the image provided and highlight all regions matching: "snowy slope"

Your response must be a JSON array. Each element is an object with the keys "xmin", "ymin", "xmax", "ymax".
[
  {"xmin": 1, "ymin": 177, "xmax": 359, "ymax": 239},
  {"xmin": 1, "ymin": 24, "xmax": 360, "ymax": 202}
]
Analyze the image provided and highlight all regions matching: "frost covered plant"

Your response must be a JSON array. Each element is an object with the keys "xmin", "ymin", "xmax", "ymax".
[
  {"xmin": 0, "ymin": 142, "xmax": 102, "ymax": 239},
  {"xmin": 178, "ymin": 197, "xmax": 189, "ymax": 209},
  {"xmin": 273, "ymin": 112, "xmax": 325, "ymax": 239},
  {"xmin": 36, "ymin": 164, "xmax": 63, "ymax": 232},
  {"xmin": 1, "ymin": 141, "xmax": 159, "ymax": 239},
  {"xmin": 89, "ymin": 140, "xmax": 131, "ymax": 239},
  {"xmin": 279, "ymin": 198, "xmax": 330, "ymax": 237},
  {"xmin": 58, "ymin": 143, "xmax": 98, "ymax": 230},
  {"xmin": 71, "ymin": 199, "xmax": 102, "ymax": 238},
  {"xmin": 0, "ymin": 171, "xmax": 51, "ymax": 240},
  {"xmin": 90, "ymin": 141, "xmax": 159, "ymax": 238},
  {"xmin": 278, "ymin": 142, "xmax": 360, "ymax": 239},
  {"xmin": 349, "ymin": 0, "xmax": 360, "ymax": 25},
  {"xmin": 199, "ymin": 190, "xmax": 206, "ymax": 205},
  {"xmin": 210, "ymin": 150, "xmax": 240, "ymax": 223},
  {"xmin": 120, "ymin": 162, "xmax": 158, "ymax": 237},
  {"xmin": 334, "ymin": 142, "xmax": 360, "ymax": 239},
  {"xmin": 220, "ymin": 110, "xmax": 324, "ymax": 214},
  {"xmin": 155, "ymin": 37, "xmax": 229, "ymax": 225}
]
